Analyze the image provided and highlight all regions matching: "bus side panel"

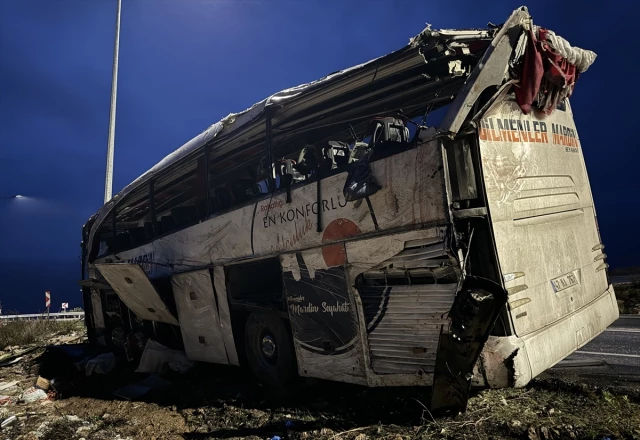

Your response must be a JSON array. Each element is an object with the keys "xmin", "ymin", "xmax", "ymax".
[
  {"xmin": 281, "ymin": 247, "xmax": 367, "ymax": 385},
  {"xmin": 346, "ymin": 227, "xmax": 457, "ymax": 387},
  {"xmin": 477, "ymin": 97, "xmax": 617, "ymax": 366},
  {"xmin": 97, "ymin": 140, "xmax": 448, "ymax": 278},
  {"xmin": 252, "ymin": 139, "xmax": 447, "ymax": 257}
]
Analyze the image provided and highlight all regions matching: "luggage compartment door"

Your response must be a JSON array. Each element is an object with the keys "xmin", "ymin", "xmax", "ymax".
[
  {"xmin": 95, "ymin": 263, "xmax": 179, "ymax": 326},
  {"xmin": 172, "ymin": 269, "xmax": 237, "ymax": 364}
]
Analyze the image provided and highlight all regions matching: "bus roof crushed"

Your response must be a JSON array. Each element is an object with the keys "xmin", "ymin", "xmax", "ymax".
[
  {"xmin": 86, "ymin": 6, "xmax": 595, "ymax": 249},
  {"xmin": 86, "ymin": 12, "xmax": 498, "ymax": 236},
  {"xmin": 82, "ymin": 5, "xmax": 602, "ymax": 416}
]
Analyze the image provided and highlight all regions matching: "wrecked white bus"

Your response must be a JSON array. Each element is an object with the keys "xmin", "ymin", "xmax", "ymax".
[{"xmin": 80, "ymin": 6, "xmax": 618, "ymax": 413}]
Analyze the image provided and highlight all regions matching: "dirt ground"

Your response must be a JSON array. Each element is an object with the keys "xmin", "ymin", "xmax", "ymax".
[
  {"xmin": 0, "ymin": 303, "xmax": 639, "ymax": 440},
  {"xmin": 0, "ymin": 342, "xmax": 638, "ymax": 439}
]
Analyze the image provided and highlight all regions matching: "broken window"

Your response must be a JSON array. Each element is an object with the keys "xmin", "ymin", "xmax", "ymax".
[
  {"xmin": 112, "ymin": 183, "xmax": 153, "ymax": 253},
  {"xmin": 444, "ymin": 137, "xmax": 478, "ymax": 202},
  {"xmin": 152, "ymin": 152, "xmax": 207, "ymax": 236},
  {"xmin": 207, "ymin": 147, "xmax": 268, "ymax": 215},
  {"xmin": 95, "ymin": 221, "xmax": 115, "ymax": 259}
]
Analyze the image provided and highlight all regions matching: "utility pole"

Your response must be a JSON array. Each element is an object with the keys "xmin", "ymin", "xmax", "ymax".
[{"xmin": 104, "ymin": 0, "xmax": 122, "ymax": 203}]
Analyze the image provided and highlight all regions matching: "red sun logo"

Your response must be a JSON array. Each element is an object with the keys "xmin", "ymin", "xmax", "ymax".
[{"xmin": 321, "ymin": 218, "xmax": 361, "ymax": 267}]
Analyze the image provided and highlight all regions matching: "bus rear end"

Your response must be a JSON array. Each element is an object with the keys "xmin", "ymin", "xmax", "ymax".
[{"xmin": 474, "ymin": 94, "xmax": 618, "ymax": 387}]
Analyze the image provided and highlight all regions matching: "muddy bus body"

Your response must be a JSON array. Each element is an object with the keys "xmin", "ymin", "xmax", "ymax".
[{"xmin": 80, "ymin": 7, "xmax": 617, "ymax": 412}]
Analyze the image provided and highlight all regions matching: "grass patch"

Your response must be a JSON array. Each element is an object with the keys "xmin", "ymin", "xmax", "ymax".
[
  {"xmin": 41, "ymin": 417, "xmax": 83, "ymax": 440},
  {"xmin": 0, "ymin": 319, "xmax": 82, "ymax": 350},
  {"xmin": 615, "ymin": 279, "xmax": 640, "ymax": 314}
]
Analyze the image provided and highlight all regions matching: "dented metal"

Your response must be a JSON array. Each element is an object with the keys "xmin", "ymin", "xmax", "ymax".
[{"xmin": 79, "ymin": 6, "xmax": 615, "ymax": 415}]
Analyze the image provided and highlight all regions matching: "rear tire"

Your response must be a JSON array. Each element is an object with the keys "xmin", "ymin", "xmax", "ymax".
[{"xmin": 244, "ymin": 312, "xmax": 297, "ymax": 391}]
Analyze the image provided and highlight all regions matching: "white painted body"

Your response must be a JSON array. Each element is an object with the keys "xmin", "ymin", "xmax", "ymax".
[
  {"xmin": 472, "ymin": 97, "xmax": 618, "ymax": 387},
  {"xmin": 90, "ymin": 96, "xmax": 617, "ymax": 389},
  {"xmin": 93, "ymin": 139, "xmax": 454, "ymax": 387},
  {"xmin": 84, "ymin": 7, "xmax": 614, "ymax": 391}
]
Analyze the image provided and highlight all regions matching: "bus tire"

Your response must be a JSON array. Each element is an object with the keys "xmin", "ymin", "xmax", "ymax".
[{"xmin": 244, "ymin": 312, "xmax": 297, "ymax": 392}]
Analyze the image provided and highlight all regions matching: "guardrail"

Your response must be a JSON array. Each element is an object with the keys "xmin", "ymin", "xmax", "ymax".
[{"xmin": 0, "ymin": 312, "xmax": 85, "ymax": 322}]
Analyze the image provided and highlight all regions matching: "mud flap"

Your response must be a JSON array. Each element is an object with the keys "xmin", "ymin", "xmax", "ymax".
[{"xmin": 430, "ymin": 276, "xmax": 508, "ymax": 414}]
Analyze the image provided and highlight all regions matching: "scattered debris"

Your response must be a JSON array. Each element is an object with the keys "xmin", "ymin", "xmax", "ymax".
[
  {"xmin": 1, "ymin": 414, "xmax": 16, "ymax": 428},
  {"xmin": 35, "ymin": 376, "xmax": 50, "ymax": 391},
  {"xmin": 84, "ymin": 352, "xmax": 117, "ymax": 376},
  {"xmin": 135, "ymin": 340, "xmax": 194, "ymax": 375},
  {"xmin": 0, "ymin": 380, "xmax": 19, "ymax": 392},
  {"xmin": 21, "ymin": 387, "xmax": 48, "ymax": 403},
  {"xmin": 0, "ymin": 355, "xmax": 24, "ymax": 368},
  {"xmin": 0, "ymin": 317, "xmax": 636, "ymax": 439}
]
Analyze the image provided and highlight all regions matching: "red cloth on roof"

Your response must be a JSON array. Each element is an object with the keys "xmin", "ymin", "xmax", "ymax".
[
  {"xmin": 515, "ymin": 28, "xmax": 580, "ymax": 115},
  {"xmin": 514, "ymin": 30, "xmax": 543, "ymax": 115}
]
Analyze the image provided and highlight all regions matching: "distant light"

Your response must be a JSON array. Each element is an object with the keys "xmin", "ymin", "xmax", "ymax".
[{"xmin": 1, "ymin": 194, "xmax": 27, "ymax": 200}]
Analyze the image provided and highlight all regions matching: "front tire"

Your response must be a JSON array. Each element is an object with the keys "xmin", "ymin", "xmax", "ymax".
[{"xmin": 244, "ymin": 312, "xmax": 297, "ymax": 391}]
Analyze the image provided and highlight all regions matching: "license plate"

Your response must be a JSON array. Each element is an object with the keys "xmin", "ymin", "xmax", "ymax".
[{"xmin": 550, "ymin": 271, "xmax": 579, "ymax": 293}]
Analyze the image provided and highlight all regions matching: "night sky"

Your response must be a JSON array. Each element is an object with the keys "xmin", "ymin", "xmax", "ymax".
[{"xmin": 0, "ymin": 0, "xmax": 637, "ymax": 313}]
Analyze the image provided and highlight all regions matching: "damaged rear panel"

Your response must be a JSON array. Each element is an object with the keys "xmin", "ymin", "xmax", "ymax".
[{"xmin": 78, "ymin": 5, "xmax": 613, "ymax": 416}]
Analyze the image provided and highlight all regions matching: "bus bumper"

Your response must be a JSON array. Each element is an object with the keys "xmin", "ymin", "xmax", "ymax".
[{"xmin": 472, "ymin": 284, "xmax": 619, "ymax": 388}]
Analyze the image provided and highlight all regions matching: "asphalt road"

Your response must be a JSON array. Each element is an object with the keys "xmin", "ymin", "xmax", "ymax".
[
  {"xmin": 572, "ymin": 315, "xmax": 640, "ymax": 366},
  {"xmin": 549, "ymin": 315, "xmax": 640, "ymax": 389}
]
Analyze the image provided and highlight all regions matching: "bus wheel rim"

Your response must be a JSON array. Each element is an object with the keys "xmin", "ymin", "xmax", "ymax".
[{"xmin": 261, "ymin": 334, "xmax": 277, "ymax": 359}]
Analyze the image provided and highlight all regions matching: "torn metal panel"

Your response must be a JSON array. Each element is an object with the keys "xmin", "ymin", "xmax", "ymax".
[
  {"xmin": 212, "ymin": 266, "xmax": 239, "ymax": 366},
  {"xmin": 282, "ymin": 247, "xmax": 365, "ymax": 384},
  {"xmin": 343, "ymin": 228, "xmax": 458, "ymax": 387},
  {"xmin": 358, "ymin": 238, "xmax": 457, "ymax": 377},
  {"xmin": 171, "ymin": 270, "xmax": 229, "ymax": 364},
  {"xmin": 440, "ymin": 7, "xmax": 530, "ymax": 136},
  {"xmin": 360, "ymin": 284, "xmax": 456, "ymax": 375},
  {"xmin": 95, "ymin": 263, "xmax": 178, "ymax": 326},
  {"xmin": 472, "ymin": 335, "xmax": 531, "ymax": 388},
  {"xmin": 430, "ymin": 277, "xmax": 508, "ymax": 414},
  {"xmin": 345, "ymin": 229, "xmax": 447, "ymax": 281}
]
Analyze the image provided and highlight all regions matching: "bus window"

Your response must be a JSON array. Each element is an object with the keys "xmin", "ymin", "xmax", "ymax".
[
  {"xmin": 208, "ymin": 149, "xmax": 268, "ymax": 215},
  {"xmin": 152, "ymin": 153, "xmax": 206, "ymax": 236},
  {"xmin": 322, "ymin": 141, "xmax": 350, "ymax": 171},
  {"xmin": 112, "ymin": 183, "xmax": 153, "ymax": 253}
]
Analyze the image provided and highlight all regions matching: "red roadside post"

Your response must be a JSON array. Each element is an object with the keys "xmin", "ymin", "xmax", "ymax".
[{"xmin": 45, "ymin": 291, "xmax": 51, "ymax": 320}]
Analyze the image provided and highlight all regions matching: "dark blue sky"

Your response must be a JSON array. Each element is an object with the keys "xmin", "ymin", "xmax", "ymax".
[{"xmin": 0, "ymin": 0, "xmax": 637, "ymax": 312}]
